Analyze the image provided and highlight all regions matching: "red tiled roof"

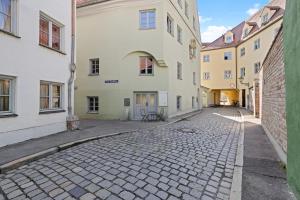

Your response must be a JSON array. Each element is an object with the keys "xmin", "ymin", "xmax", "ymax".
[{"xmin": 202, "ymin": 0, "xmax": 285, "ymax": 51}]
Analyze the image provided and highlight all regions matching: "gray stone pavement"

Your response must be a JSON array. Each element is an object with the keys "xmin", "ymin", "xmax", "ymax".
[
  {"xmin": 0, "ymin": 108, "xmax": 241, "ymax": 200},
  {"xmin": 240, "ymin": 110, "xmax": 296, "ymax": 200}
]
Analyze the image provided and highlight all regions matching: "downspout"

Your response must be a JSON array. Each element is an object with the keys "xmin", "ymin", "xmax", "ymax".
[{"xmin": 67, "ymin": 0, "xmax": 79, "ymax": 130}]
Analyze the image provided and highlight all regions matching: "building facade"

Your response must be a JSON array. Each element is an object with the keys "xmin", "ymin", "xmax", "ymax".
[
  {"xmin": 200, "ymin": 0, "xmax": 285, "ymax": 113},
  {"xmin": 75, "ymin": 0, "xmax": 202, "ymax": 120},
  {"xmin": 0, "ymin": 0, "xmax": 73, "ymax": 147}
]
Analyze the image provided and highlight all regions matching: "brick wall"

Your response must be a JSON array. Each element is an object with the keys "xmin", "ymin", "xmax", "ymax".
[{"xmin": 261, "ymin": 27, "xmax": 287, "ymax": 156}]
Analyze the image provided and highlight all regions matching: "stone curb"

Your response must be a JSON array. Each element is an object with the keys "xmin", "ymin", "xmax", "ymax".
[
  {"xmin": 229, "ymin": 110, "xmax": 245, "ymax": 200},
  {"xmin": 0, "ymin": 110, "xmax": 202, "ymax": 174}
]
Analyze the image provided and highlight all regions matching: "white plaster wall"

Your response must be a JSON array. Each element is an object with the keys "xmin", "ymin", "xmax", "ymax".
[{"xmin": 0, "ymin": 0, "xmax": 72, "ymax": 147}]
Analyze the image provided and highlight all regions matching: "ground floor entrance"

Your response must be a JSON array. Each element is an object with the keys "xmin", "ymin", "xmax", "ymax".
[{"xmin": 133, "ymin": 92, "xmax": 158, "ymax": 120}]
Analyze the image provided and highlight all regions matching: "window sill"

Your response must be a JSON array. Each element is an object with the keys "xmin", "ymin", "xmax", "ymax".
[
  {"xmin": 39, "ymin": 110, "xmax": 66, "ymax": 115},
  {"xmin": 139, "ymin": 27, "xmax": 156, "ymax": 30},
  {"xmin": 39, "ymin": 44, "xmax": 66, "ymax": 55},
  {"xmin": 139, "ymin": 74, "xmax": 154, "ymax": 76},
  {"xmin": 0, "ymin": 29, "xmax": 21, "ymax": 39},
  {"xmin": 87, "ymin": 112, "xmax": 99, "ymax": 114},
  {"xmin": 0, "ymin": 113, "xmax": 18, "ymax": 118},
  {"xmin": 88, "ymin": 74, "xmax": 100, "ymax": 76}
]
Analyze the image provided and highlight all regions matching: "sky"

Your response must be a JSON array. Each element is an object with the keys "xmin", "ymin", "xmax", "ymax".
[{"xmin": 198, "ymin": 0, "xmax": 269, "ymax": 43}]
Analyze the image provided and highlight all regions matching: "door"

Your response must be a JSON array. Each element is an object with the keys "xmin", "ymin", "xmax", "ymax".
[
  {"xmin": 134, "ymin": 93, "xmax": 158, "ymax": 120},
  {"xmin": 242, "ymin": 89, "xmax": 246, "ymax": 107}
]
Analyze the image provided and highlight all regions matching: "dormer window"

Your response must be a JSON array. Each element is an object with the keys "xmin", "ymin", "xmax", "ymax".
[
  {"xmin": 262, "ymin": 13, "xmax": 269, "ymax": 24},
  {"xmin": 243, "ymin": 28, "xmax": 249, "ymax": 38},
  {"xmin": 225, "ymin": 35, "xmax": 233, "ymax": 43}
]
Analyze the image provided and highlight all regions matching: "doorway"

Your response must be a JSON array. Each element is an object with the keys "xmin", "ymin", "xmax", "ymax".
[
  {"xmin": 242, "ymin": 89, "xmax": 246, "ymax": 107},
  {"xmin": 134, "ymin": 92, "xmax": 158, "ymax": 120}
]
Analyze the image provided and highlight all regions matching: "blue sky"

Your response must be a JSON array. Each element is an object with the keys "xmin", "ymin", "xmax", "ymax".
[{"xmin": 198, "ymin": 0, "xmax": 269, "ymax": 42}]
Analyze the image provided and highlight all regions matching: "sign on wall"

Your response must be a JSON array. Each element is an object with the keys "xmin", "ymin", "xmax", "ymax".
[
  {"xmin": 158, "ymin": 91, "xmax": 168, "ymax": 107},
  {"xmin": 105, "ymin": 80, "xmax": 119, "ymax": 84}
]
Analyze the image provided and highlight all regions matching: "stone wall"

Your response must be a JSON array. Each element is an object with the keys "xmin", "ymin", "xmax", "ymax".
[{"xmin": 261, "ymin": 27, "xmax": 287, "ymax": 161}]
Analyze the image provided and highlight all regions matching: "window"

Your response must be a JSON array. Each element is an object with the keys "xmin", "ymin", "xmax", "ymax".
[
  {"xmin": 184, "ymin": 1, "xmax": 189, "ymax": 18},
  {"xmin": 167, "ymin": 14, "xmax": 174, "ymax": 36},
  {"xmin": 225, "ymin": 36, "xmax": 233, "ymax": 43},
  {"xmin": 192, "ymin": 97, "xmax": 195, "ymax": 108},
  {"xmin": 0, "ymin": 76, "xmax": 15, "ymax": 114},
  {"xmin": 203, "ymin": 55, "xmax": 210, "ymax": 62},
  {"xmin": 87, "ymin": 97, "xmax": 99, "ymax": 113},
  {"xmin": 193, "ymin": 72, "xmax": 196, "ymax": 85},
  {"xmin": 203, "ymin": 72, "xmax": 210, "ymax": 80},
  {"xmin": 140, "ymin": 57, "xmax": 153, "ymax": 75},
  {"xmin": 224, "ymin": 52, "xmax": 232, "ymax": 60},
  {"xmin": 176, "ymin": 96, "xmax": 182, "ymax": 111},
  {"xmin": 254, "ymin": 62, "xmax": 261, "ymax": 74},
  {"xmin": 40, "ymin": 13, "xmax": 64, "ymax": 51},
  {"xmin": 254, "ymin": 39, "xmax": 260, "ymax": 50},
  {"xmin": 40, "ymin": 82, "xmax": 63, "ymax": 111},
  {"xmin": 193, "ymin": 16, "xmax": 196, "ymax": 30},
  {"xmin": 177, "ymin": 62, "xmax": 182, "ymax": 80},
  {"xmin": 139, "ymin": 10, "xmax": 156, "ymax": 30},
  {"xmin": 243, "ymin": 28, "xmax": 249, "ymax": 38},
  {"xmin": 240, "ymin": 67, "xmax": 246, "ymax": 78},
  {"xmin": 240, "ymin": 47, "xmax": 246, "ymax": 57},
  {"xmin": 262, "ymin": 13, "xmax": 269, "ymax": 24},
  {"xmin": 224, "ymin": 70, "xmax": 232, "ymax": 79},
  {"xmin": 177, "ymin": 25, "xmax": 182, "ymax": 44},
  {"xmin": 177, "ymin": 0, "xmax": 182, "ymax": 8},
  {"xmin": 89, "ymin": 58, "xmax": 99, "ymax": 75},
  {"xmin": 0, "ymin": 0, "xmax": 17, "ymax": 33}
]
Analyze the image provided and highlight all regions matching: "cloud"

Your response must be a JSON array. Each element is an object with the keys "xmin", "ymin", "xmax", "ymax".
[
  {"xmin": 201, "ymin": 25, "xmax": 232, "ymax": 43},
  {"xmin": 247, "ymin": 3, "xmax": 260, "ymax": 16},
  {"xmin": 199, "ymin": 16, "xmax": 212, "ymax": 23}
]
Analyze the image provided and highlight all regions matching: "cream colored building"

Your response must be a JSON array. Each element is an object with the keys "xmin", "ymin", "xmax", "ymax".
[
  {"xmin": 201, "ymin": 0, "xmax": 285, "ymax": 115},
  {"xmin": 75, "ymin": 0, "xmax": 202, "ymax": 120}
]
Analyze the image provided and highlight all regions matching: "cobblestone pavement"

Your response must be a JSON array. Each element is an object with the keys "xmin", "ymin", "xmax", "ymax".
[{"xmin": 0, "ymin": 108, "xmax": 241, "ymax": 200}]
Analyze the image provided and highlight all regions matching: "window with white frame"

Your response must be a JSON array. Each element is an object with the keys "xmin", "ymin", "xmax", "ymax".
[
  {"xmin": 87, "ymin": 96, "xmax": 99, "ymax": 113},
  {"xmin": 225, "ymin": 35, "xmax": 233, "ymax": 43},
  {"xmin": 254, "ymin": 62, "xmax": 261, "ymax": 74},
  {"xmin": 241, "ymin": 47, "xmax": 246, "ymax": 57},
  {"xmin": 193, "ymin": 16, "xmax": 196, "ymax": 30},
  {"xmin": 177, "ymin": 0, "xmax": 182, "ymax": 8},
  {"xmin": 203, "ymin": 72, "xmax": 210, "ymax": 80},
  {"xmin": 203, "ymin": 55, "xmax": 210, "ymax": 62},
  {"xmin": 139, "ymin": 10, "xmax": 156, "ymax": 30},
  {"xmin": 0, "ymin": 76, "xmax": 15, "ymax": 114},
  {"xmin": 40, "ymin": 82, "xmax": 63, "ymax": 111},
  {"xmin": 176, "ymin": 96, "xmax": 182, "ymax": 111},
  {"xmin": 254, "ymin": 39, "xmax": 260, "ymax": 50},
  {"xmin": 177, "ymin": 25, "xmax": 182, "ymax": 44},
  {"xmin": 193, "ymin": 72, "xmax": 196, "ymax": 85},
  {"xmin": 140, "ymin": 57, "xmax": 153, "ymax": 75},
  {"xmin": 243, "ymin": 28, "xmax": 249, "ymax": 38},
  {"xmin": 39, "ymin": 13, "xmax": 64, "ymax": 51},
  {"xmin": 262, "ymin": 13, "xmax": 269, "ymax": 24},
  {"xmin": 167, "ymin": 14, "xmax": 174, "ymax": 36},
  {"xmin": 177, "ymin": 62, "xmax": 182, "ymax": 80},
  {"xmin": 0, "ymin": 0, "xmax": 17, "ymax": 34},
  {"xmin": 184, "ymin": 1, "xmax": 189, "ymax": 18},
  {"xmin": 224, "ymin": 70, "xmax": 232, "ymax": 79},
  {"xmin": 240, "ymin": 67, "xmax": 246, "ymax": 78},
  {"xmin": 89, "ymin": 58, "xmax": 99, "ymax": 75},
  {"xmin": 224, "ymin": 52, "xmax": 232, "ymax": 60}
]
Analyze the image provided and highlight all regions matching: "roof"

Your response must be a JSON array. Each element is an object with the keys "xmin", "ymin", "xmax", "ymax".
[
  {"xmin": 76, "ymin": 0, "xmax": 112, "ymax": 8},
  {"xmin": 202, "ymin": 0, "xmax": 285, "ymax": 51}
]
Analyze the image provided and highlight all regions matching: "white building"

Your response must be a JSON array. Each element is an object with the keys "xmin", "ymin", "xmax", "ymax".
[{"xmin": 0, "ymin": 0, "xmax": 74, "ymax": 147}]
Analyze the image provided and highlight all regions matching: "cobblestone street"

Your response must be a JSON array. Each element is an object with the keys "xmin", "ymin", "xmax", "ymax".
[{"xmin": 0, "ymin": 108, "xmax": 241, "ymax": 200}]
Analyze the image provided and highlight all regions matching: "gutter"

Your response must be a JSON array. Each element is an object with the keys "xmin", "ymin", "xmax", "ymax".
[{"xmin": 67, "ymin": 0, "xmax": 80, "ymax": 130}]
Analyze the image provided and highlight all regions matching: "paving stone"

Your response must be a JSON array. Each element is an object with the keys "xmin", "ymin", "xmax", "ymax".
[
  {"xmin": 68, "ymin": 186, "xmax": 87, "ymax": 199},
  {"xmin": 80, "ymin": 192, "xmax": 96, "ymax": 200},
  {"xmin": 119, "ymin": 191, "xmax": 135, "ymax": 200}
]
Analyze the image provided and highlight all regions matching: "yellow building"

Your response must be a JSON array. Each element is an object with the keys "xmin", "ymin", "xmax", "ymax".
[
  {"xmin": 201, "ymin": 0, "xmax": 285, "ymax": 114},
  {"xmin": 75, "ymin": 0, "xmax": 202, "ymax": 120}
]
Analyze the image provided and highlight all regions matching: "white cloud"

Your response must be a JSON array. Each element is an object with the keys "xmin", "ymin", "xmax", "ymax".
[
  {"xmin": 201, "ymin": 25, "xmax": 232, "ymax": 43},
  {"xmin": 247, "ymin": 3, "xmax": 260, "ymax": 16},
  {"xmin": 199, "ymin": 16, "xmax": 212, "ymax": 23}
]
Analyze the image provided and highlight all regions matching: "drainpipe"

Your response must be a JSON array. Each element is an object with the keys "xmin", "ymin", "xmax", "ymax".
[{"xmin": 67, "ymin": 0, "xmax": 79, "ymax": 131}]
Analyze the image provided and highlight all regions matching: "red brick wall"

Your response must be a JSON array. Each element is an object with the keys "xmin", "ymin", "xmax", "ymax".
[{"xmin": 261, "ymin": 28, "xmax": 287, "ymax": 154}]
